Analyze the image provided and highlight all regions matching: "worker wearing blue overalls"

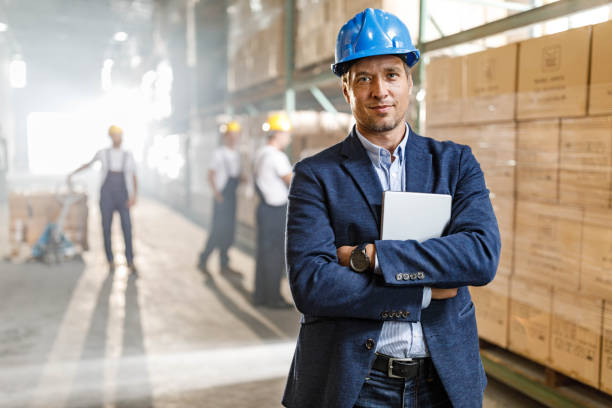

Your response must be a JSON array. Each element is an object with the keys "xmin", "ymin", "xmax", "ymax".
[
  {"xmin": 253, "ymin": 112, "xmax": 293, "ymax": 308},
  {"xmin": 69, "ymin": 125, "xmax": 137, "ymax": 274},
  {"xmin": 198, "ymin": 121, "xmax": 242, "ymax": 275}
]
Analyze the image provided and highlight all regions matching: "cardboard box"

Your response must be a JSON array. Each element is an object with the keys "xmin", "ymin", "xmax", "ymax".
[
  {"xmin": 580, "ymin": 207, "xmax": 612, "ymax": 299},
  {"xmin": 589, "ymin": 20, "xmax": 612, "ymax": 116},
  {"xmin": 514, "ymin": 201, "xmax": 583, "ymax": 289},
  {"xmin": 344, "ymin": 0, "xmax": 417, "ymax": 28},
  {"xmin": 295, "ymin": 0, "xmax": 344, "ymax": 69},
  {"xmin": 463, "ymin": 44, "xmax": 517, "ymax": 124},
  {"xmin": 550, "ymin": 288, "xmax": 603, "ymax": 388},
  {"xmin": 517, "ymin": 26, "xmax": 591, "ymax": 120},
  {"xmin": 491, "ymin": 197, "xmax": 514, "ymax": 277},
  {"xmin": 26, "ymin": 216, "xmax": 49, "ymax": 246},
  {"xmin": 516, "ymin": 119, "xmax": 560, "ymax": 203},
  {"xmin": 472, "ymin": 274, "xmax": 510, "ymax": 347},
  {"xmin": 601, "ymin": 301, "xmax": 612, "ymax": 394},
  {"xmin": 509, "ymin": 276, "xmax": 552, "ymax": 366},
  {"xmin": 560, "ymin": 116, "xmax": 612, "ymax": 208},
  {"xmin": 426, "ymin": 56, "xmax": 464, "ymax": 126},
  {"xmin": 227, "ymin": 0, "xmax": 285, "ymax": 91}
]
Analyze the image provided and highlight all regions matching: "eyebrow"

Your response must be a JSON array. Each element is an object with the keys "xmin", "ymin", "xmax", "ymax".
[{"xmin": 354, "ymin": 66, "xmax": 402, "ymax": 76}]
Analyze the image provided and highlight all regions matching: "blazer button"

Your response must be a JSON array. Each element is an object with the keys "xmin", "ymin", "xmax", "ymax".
[
  {"xmin": 409, "ymin": 273, "xmax": 417, "ymax": 280},
  {"xmin": 365, "ymin": 339, "xmax": 375, "ymax": 350},
  {"xmin": 382, "ymin": 312, "xmax": 389, "ymax": 318},
  {"xmin": 396, "ymin": 273, "xmax": 403, "ymax": 281},
  {"xmin": 390, "ymin": 312, "xmax": 396, "ymax": 318},
  {"xmin": 417, "ymin": 271, "xmax": 425, "ymax": 280},
  {"xmin": 402, "ymin": 273, "xmax": 410, "ymax": 281},
  {"xmin": 402, "ymin": 311, "xmax": 410, "ymax": 318}
]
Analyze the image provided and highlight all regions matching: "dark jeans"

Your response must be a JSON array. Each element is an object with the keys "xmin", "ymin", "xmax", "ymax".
[
  {"xmin": 253, "ymin": 202, "xmax": 287, "ymax": 305},
  {"xmin": 354, "ymin": 366, "xmax": 452, "ymax": 408}
]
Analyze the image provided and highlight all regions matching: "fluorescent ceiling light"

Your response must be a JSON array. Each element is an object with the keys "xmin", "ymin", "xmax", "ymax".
[{"xmin": 113, "ymin": 31, "xmax": 128, "ymax": 42}]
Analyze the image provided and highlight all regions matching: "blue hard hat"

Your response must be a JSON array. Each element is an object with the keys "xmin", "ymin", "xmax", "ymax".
[{"xmin": 332, "ymin": 8, "xmax": 420, "ymax": 77}]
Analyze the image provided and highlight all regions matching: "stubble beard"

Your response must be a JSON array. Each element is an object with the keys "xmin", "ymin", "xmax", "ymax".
[{"xmin": 361, "ymin": 114, "xmax": 405, "ymax": 134}]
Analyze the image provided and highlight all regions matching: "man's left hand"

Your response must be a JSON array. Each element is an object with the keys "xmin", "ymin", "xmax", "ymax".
[
  {"xmin": 336, "ymin": 244, "xmax": 376, "ymax": 270},
  {"xmin": 127, "ymin": 197, "xmax": 137, "ymax": 208}
]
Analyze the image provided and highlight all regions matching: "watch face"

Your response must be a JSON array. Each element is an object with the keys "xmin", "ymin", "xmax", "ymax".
[{"xmin": 350, "ymin": 250, "xmax": 369, "ymax": 273}]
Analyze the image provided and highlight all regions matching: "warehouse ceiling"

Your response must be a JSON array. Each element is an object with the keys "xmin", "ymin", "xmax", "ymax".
[{"xmin": 0, "ymin": 0, "xmax": 155, "ymax": 111}]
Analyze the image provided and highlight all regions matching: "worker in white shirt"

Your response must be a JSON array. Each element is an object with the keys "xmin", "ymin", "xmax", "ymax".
[
  {"xmin": 198, "ymin": 121, "xmax": 242, "ymax": 275},
  {"xmin": 253, "ymin": 112, "xmax": 293, "ymax": 308},
  {"xmin": 68, "ymin": 125, "xmax": 138, "ymax": 274}
]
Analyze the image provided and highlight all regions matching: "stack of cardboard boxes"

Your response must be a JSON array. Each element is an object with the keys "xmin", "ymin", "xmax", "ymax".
[
  {"xmin": 227, "ymin": 0, "xmax": 285, "ymax": 91},
  {"xmin": 8, "ymin": 192, "xmax": 89, "ymax": 255},
  {"xmin": 427, "ymin": 19, "xmax": 612, "ymax": 394}
]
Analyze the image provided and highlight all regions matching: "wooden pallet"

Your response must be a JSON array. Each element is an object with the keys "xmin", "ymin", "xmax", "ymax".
[{"xmin": 480, "ymin": 340, "xmax": 612, "ymax": 408}]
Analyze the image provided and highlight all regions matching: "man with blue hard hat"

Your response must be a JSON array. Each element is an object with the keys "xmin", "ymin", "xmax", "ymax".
[{"xmin": 283, "ymin": 8, "xmax": 500, "ymax": 408}]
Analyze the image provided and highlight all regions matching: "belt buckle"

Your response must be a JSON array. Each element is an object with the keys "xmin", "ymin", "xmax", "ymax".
[{"xmin": 387, "ymin": 357, "xmax": 413, "ymax": 379}]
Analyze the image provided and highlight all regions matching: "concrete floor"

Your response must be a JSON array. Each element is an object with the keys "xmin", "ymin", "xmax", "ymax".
[{"xmin": 0, "ymin": 198, "xmax": 544, "ymax": 407}]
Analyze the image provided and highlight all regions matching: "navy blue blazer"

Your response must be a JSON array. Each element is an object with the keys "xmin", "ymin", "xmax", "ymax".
[{"xmin": 282, "ymin": 126, "xmax": 501, "ymax": 408}]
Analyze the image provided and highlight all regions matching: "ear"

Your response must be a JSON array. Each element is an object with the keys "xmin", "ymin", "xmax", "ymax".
[{"xmin": 342, "ymin": 78, "xmax": 351, "ymax": 104}]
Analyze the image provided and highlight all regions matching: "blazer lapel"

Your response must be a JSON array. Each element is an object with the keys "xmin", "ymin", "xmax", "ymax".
[
  {"xmin": 340, "ymin": 130, "xmax": 383, "ymax": 229},
  {"xmin": 405, "ymin": 127, "xmax": 433, "ymax": 193}
]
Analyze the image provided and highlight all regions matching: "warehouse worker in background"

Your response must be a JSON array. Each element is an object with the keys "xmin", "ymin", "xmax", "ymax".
[
  {"xmin": 282, "ymin": 8, "xmax": 500, "ymax": 408},
  {"xmin": 198, "ymin": 121, "xmax": 242, "ymax": 276},
  {"xmin": 253, "ymin": 112, "xmax": 293, "ymax": 308},
  {"xmin": 68, "ymin": 125, "xmax": 138, "ymax": 275}
]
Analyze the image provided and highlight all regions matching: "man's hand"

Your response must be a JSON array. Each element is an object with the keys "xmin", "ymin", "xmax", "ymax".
[
  {"xmin": 431, "ymin": 288, "xmax": 458, "ymax": 299},
  {"xmin": 127, "ymin": 197, "xmax": 137, "ymax": 208},
  {"xmin": 336, "ymin": 244, "xmax": 376, "ymax": 270},
  {"xmin": 214, "ymin": 191, "xmax": 224, "ymax": 203},
  {"xmin": 336, "ymin": 245, "xmax": 354, "ymax": 267}
]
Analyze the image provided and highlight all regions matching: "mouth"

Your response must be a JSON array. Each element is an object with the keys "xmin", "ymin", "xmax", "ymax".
[{"xmin": 369, "ymin": 104, "xmax": 393, "ymax": 114}]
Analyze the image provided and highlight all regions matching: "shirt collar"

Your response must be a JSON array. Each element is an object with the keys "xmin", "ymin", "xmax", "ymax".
[{"xmin": 355, "ymin": 123, "xmax": 409, "ymax": 167}]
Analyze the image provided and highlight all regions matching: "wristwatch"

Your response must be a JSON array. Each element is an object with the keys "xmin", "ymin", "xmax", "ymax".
[{"xmin": 349, "ymin": 243, "xmax": 371, "ymax": 273}]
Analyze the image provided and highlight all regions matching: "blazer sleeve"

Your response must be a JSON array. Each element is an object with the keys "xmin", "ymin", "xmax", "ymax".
[
  {"xmin": 375, "ymin": 146, "xmax": 501, "ymax": 288},
  {"xmin": 286, "ymin": 160, "xmax": 424, "ymax": 321}
]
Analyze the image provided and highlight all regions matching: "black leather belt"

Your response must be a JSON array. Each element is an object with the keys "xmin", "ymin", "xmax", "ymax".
[{"xmin": 372, "ymin": 353, "xmax": 433, "ymax": 379}]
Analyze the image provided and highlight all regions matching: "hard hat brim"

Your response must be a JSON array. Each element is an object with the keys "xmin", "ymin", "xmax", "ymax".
[{"xmin": 331, "ymin": 49, "xmax": 420, "ymax": 77}]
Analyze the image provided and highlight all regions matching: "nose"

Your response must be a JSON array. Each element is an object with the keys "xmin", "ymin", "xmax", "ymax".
[{"xmin": 370, "ymin": 75, "xmax": 388, "ymax": 100}]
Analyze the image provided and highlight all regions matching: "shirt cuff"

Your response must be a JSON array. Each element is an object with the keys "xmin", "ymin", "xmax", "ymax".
[
  {"xmin": 422, "ymin": 287, "xmax": 432, "ymax": 309},
  {"xmin": 373, "ymin": 253, "xmax": 382, "ymax": 275}
]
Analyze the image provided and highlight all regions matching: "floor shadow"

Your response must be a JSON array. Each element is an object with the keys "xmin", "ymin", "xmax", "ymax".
[
  {"xmin": 202, "ymin": 272, "xmax": 287, "ymax": 340},
  {"xmin": 219, "ymin": 271, "xmax": 300, "ymax": 339},
  {"xmin": 66, "ymin": 272, "xmax": 113, "ymax": 408},
  {"xmin": 115, "ymin": 275, "xmax": 153, "ymax": 408}
]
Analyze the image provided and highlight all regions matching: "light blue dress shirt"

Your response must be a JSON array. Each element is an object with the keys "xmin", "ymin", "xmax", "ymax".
[{"xmin": 356, "ymin": 126, "xmax": 431, "ymax": 358}]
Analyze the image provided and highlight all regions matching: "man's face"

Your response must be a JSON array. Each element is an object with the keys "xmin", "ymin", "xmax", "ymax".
[
  {"xmin": 224, "ymin": 130, "xmax": 240, "ymax": 147},
  {"xmin": 275, "ymin": 131, "xmax": 291, "ymax": 150},
  {"xmin": 110, "ymin": 132, "xmax": 123, "ymax": 146},
  {"xmin": 343, "ymin": 55, "xmax": 412, "ymax": 134}
]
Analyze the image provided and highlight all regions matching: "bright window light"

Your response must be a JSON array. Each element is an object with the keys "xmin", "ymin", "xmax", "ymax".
[
  {"xmin": 9, "ymin": 57, "xmax": 26, "ymax": 88},
  {"xmin": 27, "ymin": 113, "xmax": 109, "ymax": 174},
  {"xmin": 0, "ymin": 22, "xmax": 7, "ymax": 32}
]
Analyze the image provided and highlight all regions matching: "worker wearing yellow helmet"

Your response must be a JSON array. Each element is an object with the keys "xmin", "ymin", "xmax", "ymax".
[
  {"xmin": 252, "ymin": 112, "xmax": 293, "ymax": 308},
  {"xmin": 198, "ymin": 120, "xmax": 243, "ymax": 276},
  {"xmin": 68, "ymin": 125, "xmax": 138, "ymax": 274}
]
